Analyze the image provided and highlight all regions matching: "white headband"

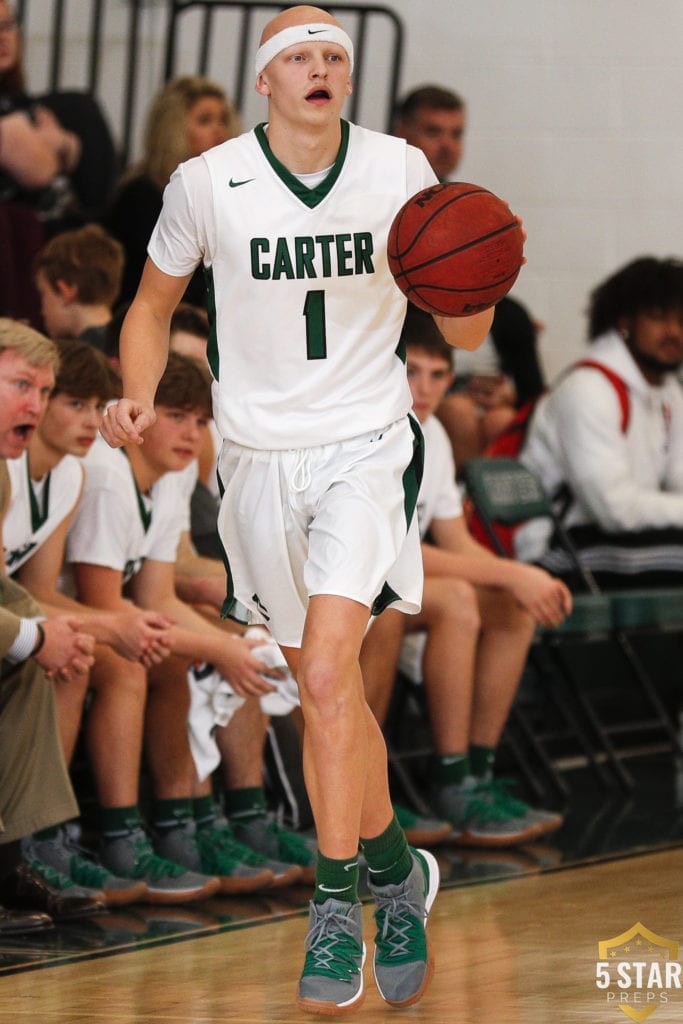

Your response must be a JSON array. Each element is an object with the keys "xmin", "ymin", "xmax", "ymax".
[{"xmin": 254, "ymin": 23, "xmax": 354, "ymax": 78}]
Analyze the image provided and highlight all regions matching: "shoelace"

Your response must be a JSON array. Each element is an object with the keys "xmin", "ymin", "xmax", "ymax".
[
  {"xmin": 462, "ymin": 787, "xmax": 521, "ymax": 823},
  {"xmin": 198, "ymin": 823, "xmax": 269, "ymax": 868},
  {"xmin": 129, "ymin": 835, "xmax": 186, "ymax": 879},
  {"xmin": 305, "ymin": 908, "xmax": 362, "ymax": 978},
  {"xmin": 374, "ymin": 892, "xmax": 426, "ymax": 962},
  {"xmin": 479, "ymin": 778, "xmax": 530, "ymax": 817},
  {"xmin": 68, "ymin": 853, "xmax": 111, "ymax": 888},
  {"xmin": 28, "ymin": 857, "xmax": 80, "ymax": 892},
  {"xmin": 266, "ymin": 818, "xmax": 314, "ymax": 863}
]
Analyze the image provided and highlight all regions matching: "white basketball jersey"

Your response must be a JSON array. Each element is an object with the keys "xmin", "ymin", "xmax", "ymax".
[
  {"xmin": 66, "ymin": 437, "xmax": 189, "ymax": 585},
  {"xmin": 148, "ymin": 121, "xmax": 438, "ymax": 449},
  {"xmin": 416, "ymin": 415, "xmax": 463, "ymax": 538},
  {"xmin": 4, "ymin": 452, "xmax": 83, "ymax": 575}
]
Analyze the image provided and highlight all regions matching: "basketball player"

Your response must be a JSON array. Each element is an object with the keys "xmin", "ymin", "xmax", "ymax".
[{"xmin": 101, "ymin": 5, "xmax": 495, "ymax": 1013}]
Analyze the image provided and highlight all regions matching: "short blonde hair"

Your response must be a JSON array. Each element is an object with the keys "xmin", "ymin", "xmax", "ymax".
[{"xmin": 0, "ymin": 318, "xmax": 60, "ymax": 372}]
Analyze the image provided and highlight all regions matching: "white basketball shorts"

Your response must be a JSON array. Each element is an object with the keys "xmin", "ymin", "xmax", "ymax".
[{"xmin": 216, "ymin": 416, "xmax": 424, "ymax": 648}]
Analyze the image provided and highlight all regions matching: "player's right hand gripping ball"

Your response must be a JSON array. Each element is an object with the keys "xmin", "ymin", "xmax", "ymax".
[{"xmin": 387, "ymin": 182, "xmax": 524, "ymax": 316}]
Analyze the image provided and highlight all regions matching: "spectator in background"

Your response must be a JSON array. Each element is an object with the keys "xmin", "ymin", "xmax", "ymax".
[
  {"xmin": 0, "ymin": 0, "xmax": 117, "ymax": 225},
  {"xmin": 104, "ymin": 76, "xmax": 240, "ymax": 307},
  {"xmin": 33, "ymin": 223, "xmax": 123, "ymax": 348},
  {"xmin": 518, "ymin": 256, "xmax": 683, "ymax": 589},
  {"xmin": 0, "ymin": 1, "xmax": 81, "ymax": 220},
  {"xmin": 392, "ymin": 82, "xmax": 545, "ymax": 471},
  {"xmin": 392, "ymin": 84, "xmax": 466, "ymax": 184}
]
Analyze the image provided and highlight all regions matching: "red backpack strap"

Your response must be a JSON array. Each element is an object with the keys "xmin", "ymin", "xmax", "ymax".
[{"xmin": 572, "ymin": 359, "xmax": 631, "ymax": 433}]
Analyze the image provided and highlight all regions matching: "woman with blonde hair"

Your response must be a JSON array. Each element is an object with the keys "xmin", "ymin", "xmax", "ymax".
[{"xmin": 105, "ymin": 76, "xmax": 240, "ymax": 305}]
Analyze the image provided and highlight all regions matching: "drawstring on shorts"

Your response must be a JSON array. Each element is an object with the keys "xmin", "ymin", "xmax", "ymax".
[{"xmin": 290, "ymin": 449, "xmax": 312, "ymax": 493}]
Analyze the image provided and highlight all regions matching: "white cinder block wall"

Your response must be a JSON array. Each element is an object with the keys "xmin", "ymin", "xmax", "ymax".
[{"xmin": 21, "ymin": 0, "xmax": 683, "ymax": 379}]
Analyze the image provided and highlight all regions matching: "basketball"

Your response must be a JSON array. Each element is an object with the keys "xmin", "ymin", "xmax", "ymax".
[{"xmin": 387, "ymin": 182, "xmax": 524, "ymax": 317}]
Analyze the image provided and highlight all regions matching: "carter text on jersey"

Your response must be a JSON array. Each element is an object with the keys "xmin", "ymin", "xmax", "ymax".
[{"xmin": 250, "ymin": 233, "xmax": 375, "ymax": 280}]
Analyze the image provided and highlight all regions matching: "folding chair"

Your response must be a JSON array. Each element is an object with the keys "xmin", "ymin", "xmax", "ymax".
[{"xmin": 462, "ymin": 457, "xmax": 683, "ymax": 791}]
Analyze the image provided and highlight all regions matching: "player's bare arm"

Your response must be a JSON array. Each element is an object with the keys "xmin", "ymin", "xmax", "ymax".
[
  {"xmin": 434, "ymin": 306, "xmax": 495, "ymax": 351},
  {"xmin": 101, "ymin": 259, "xmax": 192, "ymax": 448}
]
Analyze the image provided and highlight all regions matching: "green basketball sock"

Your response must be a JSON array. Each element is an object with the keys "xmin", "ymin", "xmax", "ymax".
[
  {"xmin": 361, "ymin": 814, "xmax": 412, "ymax": 888},
  {"xmin": 314, "ymin": 851, "xmax": 359, "ymax": 905},
  {"xmin": 193, "ymin": 795, "xmax": 219, "ymax": 830},
  {"xmin": 152, "ymin": 797, "xmax": 194, "ymax": 835},
  {"xmin": 100, "ymin": 805, "xmax": 143, "ymax": 840},
  {"xmin": 224, "ymin": 786, "xmax": 267, "ymax": 824},
  {"xmin": 429, "ymin": 752, "xmax": 470, "ymax": 786},
  {"xmin": 469, "ymin": 744, "xmax": 496, "ymax": 780}
]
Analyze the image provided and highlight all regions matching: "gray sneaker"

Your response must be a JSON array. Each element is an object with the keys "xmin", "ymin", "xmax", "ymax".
[
  {"xmin": 477, "ymin": 778, "xmax": 564, "ymax": 837},
  {"xmin": 368, "ymin": 848, "xmax": 439, "ymax": 1007},
  {"xmin": 21, "ymin": 837, "xmax": 104, "ymax": 902},
  {"xmin": 230, "ymin": 813, "xmax": 315, "ymax": 884},
  {"xmin": 431, "ymin": 776, "xmax": 539, "ymax": 847},
  {"xmin": 209, "ymin": 816, "xmax": 302, "ymax": 889},
  {"xmin": 154, "ymin": 818, "xmax": 274, "ymax": 895},
  {"xmin": 298, "ymin": 898, "xmax": 366, "ymax": 1015},
  {"xmin": 25, "ymin": 827, "xmax": 148, "ymax": 907},
  {"xmin": 100, "ymin": 825, "xmax": 220, "ymax": 905}
]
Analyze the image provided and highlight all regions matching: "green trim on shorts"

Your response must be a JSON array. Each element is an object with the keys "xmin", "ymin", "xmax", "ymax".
[
  {"xmin": 403, "ymin": 414, "xmax": 424, "ymax": 526},
  {"xmin": 371, "ymin": 415, "xmax": 425, "ymax": 617},
  {"xmin": 215, "ymin": 466, "xmax": 248, "ymax": 625}
]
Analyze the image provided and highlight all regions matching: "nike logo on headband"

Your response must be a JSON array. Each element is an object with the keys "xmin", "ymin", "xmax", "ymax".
[{"xmin": 307, "ymin": 28, "xmax": 326, "ymax": 34}]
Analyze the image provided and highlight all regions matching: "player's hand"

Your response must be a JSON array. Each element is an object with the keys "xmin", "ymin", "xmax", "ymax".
[
  {"xmin": 100, "ymin": 399, "xmax": 156, "ymax": 448},
  {"xmin": 35, "ymin": 616, "xmax": 96, "ymax": 678},
  {"xmin": 508, "ymin": 565, "xmax": 573, "ymax": 628},
  {"xmin": 108, "ymin": 610, "xmax": 175, "ymax": 666},
  {"xmin": 211, "ymin": 636, "xmax": 287, "ymax": 698}
]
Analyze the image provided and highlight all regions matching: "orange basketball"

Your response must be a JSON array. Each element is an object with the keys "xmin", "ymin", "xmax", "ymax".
[{"xmin": 388, "ymin": 182, "xmax": 524, "ymax": 316}]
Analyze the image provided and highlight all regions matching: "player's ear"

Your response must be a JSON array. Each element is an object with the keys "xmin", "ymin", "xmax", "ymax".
[
  {"xmin": 56, "ymin": 279, "xmax": 78, "ymax": 305},
  {"xmin": 345, "ymin": 78, "xmax": 353, "ymax": 97},
  {"xmin": 255, "ymin": 73, "xmax": 271, "ymax": 98}
]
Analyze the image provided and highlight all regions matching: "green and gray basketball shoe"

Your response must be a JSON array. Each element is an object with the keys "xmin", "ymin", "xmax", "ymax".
[
  {"xmin": 230, "ymin": 813, "xmax": 316, "ymax": 885},
  {"xmin": 368, "ymin": 848, "xmax": 439, "ymax": 1007},
  {"xmin": 298, "ymin": 898, "xmax": 366, "ymax": 1015},
  {"xmin": 155, "ymin": 818, "xmax": 274, "ymax": 895},
  {"xmin": 478, "ymin": 777, "xmax": 564, "ymax": 838},
  {"xmin": 100, "ymin": 825, "xmax": 220, "ymax": 905},
  {"xmin": 431, "ymin": 776, "xmax": 539, "ymax": 847},
  {"xmin": 24, "ymin": 828, "xmax": 148, "ymax": 907}
]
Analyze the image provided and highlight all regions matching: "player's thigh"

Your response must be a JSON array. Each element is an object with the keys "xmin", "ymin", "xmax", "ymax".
[{"xmin": 306, "ymin": 420, "xmax": 416, "ymax": 609}]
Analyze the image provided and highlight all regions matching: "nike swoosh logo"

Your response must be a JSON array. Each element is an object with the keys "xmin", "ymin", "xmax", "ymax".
[
  {"xmin": 308, "ymin": 29, "xmax": 326, "ymax": 34},
  {"xmin": 229, "ymin": 177, "xmax": 255, "ymax": 188},
  {"xmin": 344, "ymin": 861, "xmax": 359, "ymax": 872},
  {"xmin": 318, "ymin": 884, "xmax": 352, "ymax": 893}
]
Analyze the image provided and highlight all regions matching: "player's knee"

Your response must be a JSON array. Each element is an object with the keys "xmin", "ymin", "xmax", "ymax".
[
  {"xmin": 297, "ymin": 656, "xmax": 355, "ymax": 717},
  {"xmin": 438, "ymin": 577, "xmax": 480, "ymax": 632}
]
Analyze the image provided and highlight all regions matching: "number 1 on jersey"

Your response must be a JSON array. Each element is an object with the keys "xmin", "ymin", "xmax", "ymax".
[{"xmin": 303, "ymin": 290, "xmax": 327, "ymax": 360}]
